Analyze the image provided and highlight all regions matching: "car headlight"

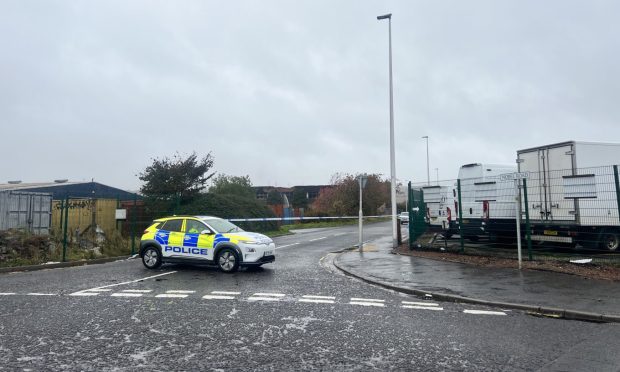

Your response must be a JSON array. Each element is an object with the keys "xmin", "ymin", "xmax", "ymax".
[{"xmin": 239, "ymin": 239, "xmax": 259, "ymax": 245}]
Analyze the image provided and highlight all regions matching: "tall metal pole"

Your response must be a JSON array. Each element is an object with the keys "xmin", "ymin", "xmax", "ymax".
[
  {"xmin": 422, "ymin": 136, "xmax": 429, "ymax": 185},
  {"xmin": 378, "ymin": 13, "xmax": 397, "ymax": 248}
]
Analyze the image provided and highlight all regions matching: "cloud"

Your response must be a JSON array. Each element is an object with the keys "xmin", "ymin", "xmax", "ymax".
[{"xmin": 1, "ymin": 1, "xmax": 619, "ymax": 189}]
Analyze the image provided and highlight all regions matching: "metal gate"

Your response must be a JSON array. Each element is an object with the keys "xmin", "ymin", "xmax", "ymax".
[
  {"xmin": 0, "ymin": 191, "xmax": 52, "ymax": 234},
  {"xmin": 407, "ymin": 182, "xmax": 427, "ymax": 244}
]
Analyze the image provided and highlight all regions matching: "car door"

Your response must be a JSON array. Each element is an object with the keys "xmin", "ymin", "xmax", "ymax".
[
  {"xmin": 183, "ymin": 219, "xmax": 215, "ymax": 260},
  {"xmin": 159, "ymin": 218, "xmax": 185, "ymax": 258}
]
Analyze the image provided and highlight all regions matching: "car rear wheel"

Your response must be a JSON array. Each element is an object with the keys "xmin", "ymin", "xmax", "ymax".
[
  {"xmin": 217, "ymin": 248, "xmax": 239, "ymax": 273},
  {"xmin": 142, "ymin": 247, "xmax": 162, "ymax": 269}
]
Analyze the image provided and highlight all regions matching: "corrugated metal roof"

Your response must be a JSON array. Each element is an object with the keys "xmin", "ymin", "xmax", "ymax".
[
  {"xmin": 0, "ymin": 182, "xmax": 83, "ymax": 191},
  {"xmin": 0, "ymin": 181, "xmax": 139, "ymax": 200}
]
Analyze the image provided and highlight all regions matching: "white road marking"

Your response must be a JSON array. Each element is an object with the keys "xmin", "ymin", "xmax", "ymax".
[
  {"xmin": 463, "ymin": 309, "xmax": 507, "ymax": 316},
  {"xmin": 121, "ymin": 289, "xmax": 152, "ymax": 293},
  {"xmin": 350, "ymin": 298, "xmax": 384, "ymax": 303},
  {"xmin": 333, "ymin": 233, "xmax": 348, "ymax": 237},
  {"xmin": 81, "ymin": 271, "xmax": 177, "ymax": 292},
  {"xmin": 0, "ymin": 293, "xmax": 16, "ymax": 295},
  {"xmin": 302, "ymin": 295, "xmax": 336, "ymax": 300},
  {"xmin": 165, "ymin": 290, "xmax": 195, "ymax": 294},
  {"xmin": 27, "ymin": 293, "xmax": 56, "ymax": 296},
  {"xmin": 85, "ymin": 289, "xmax": 112, "ymax": 292},
  {"xmin": 402, "ymin": 301, "xmax": 440, "ymax": 307},
  {"xmin": 402, "ymin": 305, "xmax": 444, "ymax": 311},
  {"xmin": 275, "ymin": 242, "xmax": 300, "ymax": 250},
  {"xmin": 309, "ymin": 237, "xmax": 327, "ymax": 242},
  {"xmin": 299, "ymin": 298, "xmax": 334, "ymax": 304},
  {"xmin": 69, "ymin": 292, "xmax": 99, "ymax": 297},
  {"xmin": 203, "ymin": 295, "xmax": 235, "ymax": 300},
  {"xmin": 155, "ymin": 294, "xmax": 188, "ymax": 298},
  {"xmin": 211, "ymin": 291, "xmax": 241, "ymax": 295},
  {"xmin": 349, "ymin": 301, "xmax": 384, "ymax": 307},
  {"xmin": 111, "ymin": 293, "xmax": 143, "ymax": 297},
  {"xmin": 252, "ymin": 293, "xmax": 285, "ymax": 297},
  {"xmin": 248, "ymin": 297, "xmax": 281, "ymax": 302}
]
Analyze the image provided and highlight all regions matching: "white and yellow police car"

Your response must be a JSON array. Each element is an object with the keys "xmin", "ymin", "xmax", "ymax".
[{"xmin": 139, "ymin": 215, "xmax": 275, "ymax": 273}]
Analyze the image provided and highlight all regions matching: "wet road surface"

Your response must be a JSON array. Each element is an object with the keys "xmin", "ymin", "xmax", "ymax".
[{"xmin": 1, "ymin": 222, "xmax": 618, "ymax": 370}]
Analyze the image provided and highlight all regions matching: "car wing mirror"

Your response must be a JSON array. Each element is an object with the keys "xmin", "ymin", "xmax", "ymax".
[{"xmin": 200, "ymin": 229, "xmax": 213, "ymax": 235}]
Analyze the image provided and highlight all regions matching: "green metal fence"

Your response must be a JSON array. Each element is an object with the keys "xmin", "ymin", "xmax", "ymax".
[{"xmin": 406, "ymin": 165, "xmax": 620, "ymax": 265}]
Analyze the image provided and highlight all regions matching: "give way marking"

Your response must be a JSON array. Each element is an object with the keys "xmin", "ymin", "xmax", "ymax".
[{"xmin": 69, "ymin": 271, "xmax": 177, "ymax": 296}]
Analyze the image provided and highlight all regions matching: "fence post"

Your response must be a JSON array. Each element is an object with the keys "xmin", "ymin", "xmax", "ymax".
[
  {"xmin": 62, "ymin": 197, "xmax": 69, "ymax": 262},
  {"xmin": 58, "ymin": 199, "xmax": 64, "ymax": 234},
  {"xmin": 408, "ymin": 181, "xmax": 414, "ymax": 250},
  {"xmin": 457, "ymin": 179, "xmax": 464, "ymax": 253},
  {"xmin": 131, "ymin": 193, "xmax": 137, "ymax": 255},
  {"xmin": 116, "ymin": 195, "xmax": 120, "ymax": 232},
  {"xmin": 174, "ymin": 193, "xmax": 181, "ymax": 215},
  {"xmin": 523, "ymin": 178, "xmax": 533, "ymax": 261},
  {"xmin": 614, "ymin": 165, "xmax": 620, "ymax": 224}
]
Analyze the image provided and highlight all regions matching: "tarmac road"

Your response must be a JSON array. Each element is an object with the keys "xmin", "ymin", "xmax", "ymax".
[{"xmin": 0, "ymin": 222, "xmax": 618, "ymax": 371}]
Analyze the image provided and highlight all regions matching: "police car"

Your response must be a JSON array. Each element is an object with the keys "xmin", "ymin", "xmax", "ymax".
[{"xmin": 139, "ymin": 215, "xmax": 275, "ymax": 273}]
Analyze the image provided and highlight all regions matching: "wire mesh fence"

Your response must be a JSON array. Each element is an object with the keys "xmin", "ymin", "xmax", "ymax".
[
  {"xmin": 407, "ymin": 165, "xmax": 620, "ymax": 265},
  {"xmin": 13, "ymin": 193, "xmax": 379, "ymax": 265}
]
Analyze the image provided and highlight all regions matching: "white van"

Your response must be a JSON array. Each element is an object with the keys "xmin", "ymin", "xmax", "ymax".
[
  {"xmin": 456, "ymin": 163, "xmax": 517, "ymax": 241},
  {"xmin": 422, "ymin": 185, "xmax": 455, "ymax": 236}
]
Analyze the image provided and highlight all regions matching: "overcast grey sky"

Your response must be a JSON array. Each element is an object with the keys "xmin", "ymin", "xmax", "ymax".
[{"xmin": 2, "ymin": 1, "xmax": 619, "ymax": 190}]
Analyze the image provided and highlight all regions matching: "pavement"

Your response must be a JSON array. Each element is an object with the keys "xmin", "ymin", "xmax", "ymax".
[{"xmin": 334, "ymin": 236, "xmax": 620, "ymax": 323}]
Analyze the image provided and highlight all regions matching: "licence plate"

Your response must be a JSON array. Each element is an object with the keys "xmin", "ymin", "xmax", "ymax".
[
  {"xmin": 264, "ymin": 250, "xmax": 273, "ymax": 256},
  {"xmin": 462, "ymin": 220, "xmax": 469, "ymax": 224},
  {"xmin": 543, "ymin": 230, "xmax": 558, "ymax": 236}
]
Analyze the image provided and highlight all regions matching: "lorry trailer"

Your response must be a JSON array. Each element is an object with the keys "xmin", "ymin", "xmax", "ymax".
[{"xmin": 517, "ymin": 141, "xmax": 620, "ymax": 250}]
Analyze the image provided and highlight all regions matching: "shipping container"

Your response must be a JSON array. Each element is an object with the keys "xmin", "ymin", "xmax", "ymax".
[{"xmin": 0, "ymin": 191, "xmax": 52, "ymax": 234}]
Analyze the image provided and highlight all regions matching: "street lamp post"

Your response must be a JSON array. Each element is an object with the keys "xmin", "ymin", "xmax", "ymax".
[
  {"xmin": 377, "ymin": 13, "xmax": 398, "ymax": 248},
  {"xmin": 422, "ymin": 136, "xmax": 430, "ymax": 186}
]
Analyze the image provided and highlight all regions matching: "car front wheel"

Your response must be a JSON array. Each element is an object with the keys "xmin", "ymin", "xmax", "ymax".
[
  {"xmin": 142, "ymin": 247, "xmax": 162, "ymax": 269},
  {"xmin": 217, "ymin": 248, "xmax": 240, "ymax": 273}
]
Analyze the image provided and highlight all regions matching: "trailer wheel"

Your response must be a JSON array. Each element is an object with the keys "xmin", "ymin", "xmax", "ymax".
[{"xmin": 600, "ymin": 231, "xmax": 620, "ymax": 252}]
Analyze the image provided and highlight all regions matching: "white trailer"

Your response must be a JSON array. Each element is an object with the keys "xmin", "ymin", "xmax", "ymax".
[
  {"xmin": 456, "ymin": 163, "xmax": 517, "ymax": 240},
  {"xmin": 517, "ymin": 141, "xmax": 620, "ymax": 250},
  {"xmin": 422, "ymin": 185, "xmax": 455, "ymax": 236}
]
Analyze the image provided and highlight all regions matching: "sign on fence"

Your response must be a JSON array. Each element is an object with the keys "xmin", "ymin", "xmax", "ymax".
[
  {"xmin": 499, "ymin": 172, "xmax": 530, "ymax": 181},
  {"xmin": 115, "ymin": 209, "xmax": 127, "ymax": 220}
]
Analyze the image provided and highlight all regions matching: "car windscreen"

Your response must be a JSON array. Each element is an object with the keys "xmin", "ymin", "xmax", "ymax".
[{"xmin": 202, "ymin": 218, "xmax": 244, "ymax": 233}]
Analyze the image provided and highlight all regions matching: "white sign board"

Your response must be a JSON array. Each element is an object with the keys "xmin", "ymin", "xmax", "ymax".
[
  {"xmin": 115, "ymin": 209, "xmax": 127, "ymax": 220},
  {"xmin": 499, "ymin": 172, "xmax": 530, "ymax": 181}
]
